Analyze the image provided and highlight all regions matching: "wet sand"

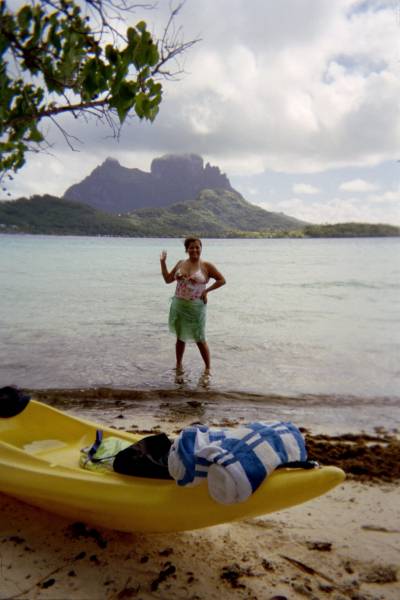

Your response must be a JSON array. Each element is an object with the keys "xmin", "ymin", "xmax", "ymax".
[
  {"xmin": 0, "ymin": 388, "xmax": 399, "ymax": 599},
  {"xmin": 29, "ymin": 386, "xmax": 400, "ymax": 436}
]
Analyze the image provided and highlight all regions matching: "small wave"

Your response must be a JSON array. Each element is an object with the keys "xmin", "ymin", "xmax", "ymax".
[
  {"xmin": 275, "ymin": 280, "xmax": 396, "ymax": 290},
  {"xmin": 29, "ymin": 386, "xmax": 400, "ymax": 409}
]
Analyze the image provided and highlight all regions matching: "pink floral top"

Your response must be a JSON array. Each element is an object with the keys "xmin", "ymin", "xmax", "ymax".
[{"xmin": 175, "ymin": 267, "xmax": 208, "ymax": 301}]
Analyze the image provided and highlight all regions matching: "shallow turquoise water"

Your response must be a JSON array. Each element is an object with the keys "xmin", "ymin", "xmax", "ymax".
[{"xmin": 1, "ymin": 234, "xmax": 399, "ymax": 398}]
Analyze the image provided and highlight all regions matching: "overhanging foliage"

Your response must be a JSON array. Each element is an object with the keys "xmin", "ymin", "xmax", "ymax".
[{"xmin": 0, "ymin": 0, "xmax": 197, "ymax": 185}]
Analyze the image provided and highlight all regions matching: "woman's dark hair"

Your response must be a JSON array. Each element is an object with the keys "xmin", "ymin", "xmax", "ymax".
[{"xmin": 184, "ymin": 237, "xmax": 202, "ymax": 251}]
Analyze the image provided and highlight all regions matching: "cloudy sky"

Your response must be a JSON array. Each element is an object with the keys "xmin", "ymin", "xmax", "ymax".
[{"xmin": 4, "ymin": 0, "xmax": 400, "ymax": 224}]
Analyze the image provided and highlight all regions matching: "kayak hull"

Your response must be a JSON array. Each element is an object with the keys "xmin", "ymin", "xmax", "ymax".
[{"xmin": 0, "ymin": 400, "xmax": 345, "ymax": 532}]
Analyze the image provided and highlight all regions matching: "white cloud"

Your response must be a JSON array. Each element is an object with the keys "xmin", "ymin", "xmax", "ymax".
[
  {"xmin": 158, "ymin": 0, "xmax": 400, "ymax": 174},
  {"xmin": 292, "ymin": 183, "xmax": 320, "ymax": 195},
  {"xmin": 258, "ymin": 192, "xmax": 400, "ymax": 225},
  {"xmin": 339, "ymin": 179, "xmax": 379, "ymax": 192},
  {"xmin": 367, "ymin": 188, "xmax": 400, "ymax": 205}
]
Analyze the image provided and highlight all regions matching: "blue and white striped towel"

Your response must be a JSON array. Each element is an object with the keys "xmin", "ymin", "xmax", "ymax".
[{"xmin": 168, "ymin": 421, "xmax": 307, "ymax": 504}]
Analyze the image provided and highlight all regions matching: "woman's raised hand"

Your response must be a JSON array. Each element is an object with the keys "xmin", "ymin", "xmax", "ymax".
[{"xmin": 160, "ymin": 250, "xmax": 167, "ymax": 262}]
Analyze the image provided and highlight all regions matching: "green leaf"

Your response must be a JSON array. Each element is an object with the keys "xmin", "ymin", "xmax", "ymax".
[
  {"xmin": 110, "ymin": 80, "xmax": 138, "ymax": 123},
  {"xmin": 17, "ymin": 5, "xmax": 32, "ymax": 29},
  {"xmin": 147, "ymin": 105, "xmax": 159, "ymax": 122},
  {"xmin": 113, "ymin": 98, "xmax": 130, "ymax": 124},
  {"xmin": 81, "ymin": 59, "xmax": 102, "ymax": 98},
  {"xmin": 127, "ymin": 27, "xmax": 139, "ymax": 45},
  {"xmin": 105, "ymin": 45, "xmax": 119, "ymax": 64},
  {"xmin": 148, "ymin": 45, "xmax": 159, "ymax": 66},
  {"xmin": 47, "ymin": 22, "xmax": 61, "ymax": 52},
  {"xmin": 135, "ymin": 21, "xmax": 147, "ymax": 33},
  {"xmin": 134, "ymin": 92, "xmax": 149, "ymax": 119},
  {"xmin": 28, "ymin": 126, "xmax": 44, "ymax": 143}
]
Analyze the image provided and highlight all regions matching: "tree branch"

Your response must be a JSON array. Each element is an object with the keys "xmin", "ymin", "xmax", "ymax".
[{"xmin": 3, "ymin": 99, "xmax": 113, "ymax": 130}]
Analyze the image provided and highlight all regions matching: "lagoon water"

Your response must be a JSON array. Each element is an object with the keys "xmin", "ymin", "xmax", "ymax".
[{"xmin": 0, "ymin": 234, "xmax": 399, "ymax": 400}]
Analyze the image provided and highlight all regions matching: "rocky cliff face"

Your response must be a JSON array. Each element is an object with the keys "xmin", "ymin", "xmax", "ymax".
[{"xmin": 63, "ymin": 154, "xmax": 233, "ymax": 214}]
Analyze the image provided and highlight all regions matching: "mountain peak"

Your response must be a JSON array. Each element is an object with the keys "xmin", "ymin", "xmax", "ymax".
[
  {"xmin": 64, "ymin": 154, "xmax": 233, "ymax": 214},
  {"xmin": 150, "ymin": 153, "xmax": 204, "ymax": 177},
  {"xmin": 103, "ymin": 157, "xmax": 121, "ymax": 167}
]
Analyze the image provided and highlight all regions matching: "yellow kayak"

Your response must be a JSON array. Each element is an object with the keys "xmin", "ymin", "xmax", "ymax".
[{"xmin": 0, "ymin": 399, "xmax": 345, "ymax": 532}]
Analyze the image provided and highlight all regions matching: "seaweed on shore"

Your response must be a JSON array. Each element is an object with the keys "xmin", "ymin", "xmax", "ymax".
[{"xmin": 306, "ymin": 433, "xmax": 400, "ymax": 483}]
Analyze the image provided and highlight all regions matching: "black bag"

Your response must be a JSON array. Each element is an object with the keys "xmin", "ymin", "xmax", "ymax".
[
  {"xmin": 113, "ymin": 433, "xmax": 173, "ymax": 480},
  {"xmin": 0, "ymin": 386, "xmax": 30, "ymax": 418}
]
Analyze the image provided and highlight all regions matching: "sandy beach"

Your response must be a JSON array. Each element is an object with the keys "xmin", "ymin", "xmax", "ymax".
[{"xmin": 1, "ymin": 390, "xmax": 399, "ymax": 600}]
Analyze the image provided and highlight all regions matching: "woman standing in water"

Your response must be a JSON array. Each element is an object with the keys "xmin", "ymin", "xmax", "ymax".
[{"xmin": 160, "ymin": 237, "xmax": 226, "ymax": 375}]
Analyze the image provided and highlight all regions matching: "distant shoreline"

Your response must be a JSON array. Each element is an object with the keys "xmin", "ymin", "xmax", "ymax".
[
  {"xmin": 1, "ymin": 194, "xmax": 399, "ymax": 237},
  {"xmin": 1, "ymin": 230, "xmax": 399, "ymax": 239}
]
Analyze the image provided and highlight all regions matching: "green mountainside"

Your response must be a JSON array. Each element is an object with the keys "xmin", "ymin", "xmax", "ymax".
[
  {"xmin": 0, "ymin": 190, "xmax": 305, "ymax": 237},
  {"xmin": 125, "ymin": 189, "xmax": 307, "ymax": 236},
  {"xmin": 0, "ymin": 195, "xmax": 141, "ymax": 236},
  {"xmin": 0, "ymin": 192, "xmax": 398, "ymax": 238}
]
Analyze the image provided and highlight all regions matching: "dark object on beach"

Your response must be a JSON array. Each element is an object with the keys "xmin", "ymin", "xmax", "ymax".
[
  {"xmin": 150, "ymin": 563, "xmax": 176, "ymax": 592},
  {"xmin": 41, "ymin": 578, "xmax": 56, "ymax": 589},
  {"xmin": 113, "ymin": 433, "xmax": 173, "ymax": 479},
  {"xmin": 306, "ymin": 541, "xmax": 332, "ymax": 551},
  {"xmin": 220, "ymin": 563, "xmax": 256, "ymax": 589},
  {"xmin": 361, "ymin": 564, "xmax": 398, "ymax": 584},
  {"xmin": 0, "ymin": 386, "xmax": 30, "ymax": 417},
  {"xmin": 66, "ymin": 522, "xmax": 108, "ymax": 549}
]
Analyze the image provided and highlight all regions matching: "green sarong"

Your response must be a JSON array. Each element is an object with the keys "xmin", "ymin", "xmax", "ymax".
[{"xmin": 169, "ymin": 297, "xmax": 206, "ymax": 342}]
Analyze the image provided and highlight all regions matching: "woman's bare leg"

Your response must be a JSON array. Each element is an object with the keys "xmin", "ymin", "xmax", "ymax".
[
  {"xmin": 196, "ymin": 341, "xmax": 210, "ymax": 373},
  {"xmin": 176, "ymin": 339, "xmax": 186, "ymax": 371}
]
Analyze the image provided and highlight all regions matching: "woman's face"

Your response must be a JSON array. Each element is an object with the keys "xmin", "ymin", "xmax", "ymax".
[{"xmin": 187, "ymin": 241, "xmax": 202, "ymax": 260}]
